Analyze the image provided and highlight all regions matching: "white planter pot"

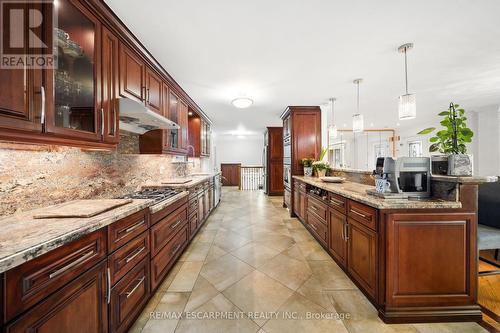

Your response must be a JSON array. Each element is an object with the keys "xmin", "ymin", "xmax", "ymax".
[
  {"xmin": 447, "ymin": 154, "xmax": 473, "ymax": 176},
  {"xmin": 304, "ymin": 167, "xmax": 313, "ymax": 177}
]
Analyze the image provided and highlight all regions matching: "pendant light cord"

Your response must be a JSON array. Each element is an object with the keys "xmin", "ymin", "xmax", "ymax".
[
  {"xmin": 404, "ymin": 47, "xmax": 409, "ymax": 95},
  {"xmin": 356, "ymin": 81, "xmax": 360, "ymax": 113}
]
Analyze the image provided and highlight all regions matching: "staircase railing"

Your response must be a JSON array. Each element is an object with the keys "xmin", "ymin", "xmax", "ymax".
[{"xmin": 240, "ymin": 166, "xmax": 264, "ymax": 191}]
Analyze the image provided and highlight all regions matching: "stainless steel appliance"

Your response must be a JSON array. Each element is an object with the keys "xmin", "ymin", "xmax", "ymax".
[
  {"xmin": 119, "ymin": 188, "xmax": 180, "ymax": 202},
  {"xmin": 214, "ymin": 174, "xmax": 222, "ymax": 205},
  {"xmin": 396, "ymin": 157, "xmax": 431, "ymax": 198},
  {"xmin": 377, "ymin": 157, "xmax": 401, "ymax": 194}
]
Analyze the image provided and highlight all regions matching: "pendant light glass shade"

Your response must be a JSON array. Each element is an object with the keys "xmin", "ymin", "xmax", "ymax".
[
  {"xmin": 398, "ymin": 93, "xmax": 416, "ymax": 120},
  {"xmin": 328, "ymin": 97, "xmax": 338, "ymax": 139},
  {"xmin": 398, "ymin": 43, "xmax": 416, "ymax": 120},
  {"xmin": 352, "ymin": 114, "xmax": 364, "ymax": 133}
]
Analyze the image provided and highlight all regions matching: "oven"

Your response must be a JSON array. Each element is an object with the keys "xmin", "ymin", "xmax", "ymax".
[{"xmin": 283, "ymin": 163, "xmax": 291, "ymax": 190}]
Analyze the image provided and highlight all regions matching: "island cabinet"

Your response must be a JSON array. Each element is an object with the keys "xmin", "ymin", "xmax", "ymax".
[{"xmin": 293, "ymin": 177, "xmax": 482, "ymax": 324}]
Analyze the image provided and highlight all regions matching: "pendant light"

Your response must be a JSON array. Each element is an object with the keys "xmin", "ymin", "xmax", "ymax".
[
  {"xmin": 352, "ymin": 79, "xmax": 364, "ymax": 133},
  {"xmin": 398, "ymin": 43, "xmax": 416, "ymax": 120},
  {"xmin": 328, "ymin": 97, "xmax": 338, "ymax": 139}
]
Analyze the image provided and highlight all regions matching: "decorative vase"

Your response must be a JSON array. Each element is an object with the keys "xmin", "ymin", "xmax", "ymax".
[
  {"xmin": 317, "ymin": 169, "xmax": 327, "ymax": 178},
  {"xmin": 304, "ymin": 167, "xmax": 313, "ymax": 177},
  {"xmin": 447, "ymin": 154, "xmax": 472, "ymax": 176}
]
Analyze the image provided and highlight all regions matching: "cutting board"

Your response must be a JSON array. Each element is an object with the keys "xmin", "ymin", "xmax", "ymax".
[{"xmin": 33, "ymin": 199, "xmax": 133, "ymax": 219}]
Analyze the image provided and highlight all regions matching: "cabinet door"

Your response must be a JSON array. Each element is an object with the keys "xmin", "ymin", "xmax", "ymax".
[
  {"xmin": 205, "ymin": 122, "xmax": 211, "ymax": 156},
  {"xmin": 45, "ymin": 0, "xmax": 101, "ymax": 141},
  {"xmin": 109, "ymin": 257, "xmax": 150, "ymax": 333},
  {"xmin": 348, "ymin": 219, "xmax": 377, "ymax": 298},
  {"xmin": 119, "ymin": 44, "xmax": 145, "ymax": 103},
  {"xmin": 145, "ymin": 68, "xmax": 162, "ymax": 114},
  {"xmin": 179, "ymin": 99, "xmax": 188, "ymax": 151},
  {"xmin": 167, "ymin": 90, "xmax": 180, "ymax": 150},
  {"xmin": 101, "ymin": 26, "xmax": 119, "ymax": 143},
  {"xmin": 6, "ymin": 261, "xmax": 107, "ymax": 333},
  {"xmin": 328, "ymin": 209, "xmax": 347, "ymax": 268},
  {"xmin": 293, "ymin": 188, "xmax": 300, "ymax": 218},
  {"xmin": 0, "ymin": 2, "xmax": 43, "ymax": 136}
]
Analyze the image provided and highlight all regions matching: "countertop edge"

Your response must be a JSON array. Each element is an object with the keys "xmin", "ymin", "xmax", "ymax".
[{"xmin": 293, "ymin": 176, "xmax": 462, "ymax": 210}]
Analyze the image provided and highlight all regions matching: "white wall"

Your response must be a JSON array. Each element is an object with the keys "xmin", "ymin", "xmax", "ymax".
[
  {"xmin": 214, "ymin": 134, "xmax": 265, "ymax": 167},
  {"xmin": 475, "ymin": 105, "xmax": 500, "ymax": 176}
]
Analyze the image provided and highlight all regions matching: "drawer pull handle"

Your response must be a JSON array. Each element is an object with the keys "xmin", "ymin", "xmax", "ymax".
[
  {"xmin": 170, "ymin": 220, "xmax": 183, "ymax": 229},
  {"xmin": 49, "ymin": 250, "xmax": 94, "ymax": 279},
  {"xmin": 107, "ymin": 267, "xmax": 111, "ymax": 304},
  {"xmin": 330, "ymin": 198, "xmax": 344, "ymax": 207},
  {"xmin": 124, "ymin": 220, "xmax": 145, "ymax": 234},
  {"xmin": 350, "ymin": 209, "xmax": 367, "ymax": 219},
  {"xmin": 125, "ymin": 246, "xmax": 146, "ymax": 263},
  {"xmin": 126, "ymin": 276, "xmax": 145, "ymax": 298},
  {"xmin": 171, "ymin": 243, "xmax": 182, "ymax": 256},
  {"xmin": 310, "ymin": 206, "xmax": 318, "ymax": 211}
]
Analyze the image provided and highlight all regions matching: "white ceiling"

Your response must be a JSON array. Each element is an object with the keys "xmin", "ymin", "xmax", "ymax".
[{"xmin": 105, "ymin": 0, "xmax": 500, "ymax": 135}]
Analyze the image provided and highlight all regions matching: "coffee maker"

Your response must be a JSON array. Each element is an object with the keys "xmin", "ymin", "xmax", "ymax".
[
  {"xmin": 395, "ymin": 157, "xmax": 431, "ymax": 198},
  {"xmin": 375, "ymin": 157, "xmax": 401, "ymax": 194}
]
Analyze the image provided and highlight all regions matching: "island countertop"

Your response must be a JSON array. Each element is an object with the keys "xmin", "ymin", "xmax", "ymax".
[
  {"xmin": 141, "ymin": 172, "xmax": 220, "ymax": 190},
  {"xmin": 0, "ymin": 191, "xmax": 188, "ymax": 274},
  {"xmin": 293, "ymin": 176, "xmax": 462, "ymax": 210}
]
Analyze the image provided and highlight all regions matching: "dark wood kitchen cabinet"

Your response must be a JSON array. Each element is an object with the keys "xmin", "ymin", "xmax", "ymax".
[
  {"xmin": 119, "ymin": 44, "xmax": 146, "ymax": 103},
  {"xmin": 347, "ymin": 218, "xmax": 377, "ymax": 298},
  {"xmin": 264, "ymin": 127, "xmax": 283, "ymax": 196},
  {"xmin": 145, "ymin": 68, "xmax": 162, "ymax": 114},
  {"xmin": 0, "ymin": 0, "xmax": 208, "ymax": 150},
  {"xmin": 280, "ymin": 106, "xmax": 321, "ymax": 215},
  {"xmin": 101, "ymin": 26, "xmax": 120, "ymax": 144},
  {"xmin": 188, "ymin": 114, "xmax": 211, "ymax": 157},
  {"xmin": 328, "ymin": 208, "xmax": 347, "ymax": 269},
  {"xmin": 6, "ymin": 261, "xmax": 108, "ymax": 333}
]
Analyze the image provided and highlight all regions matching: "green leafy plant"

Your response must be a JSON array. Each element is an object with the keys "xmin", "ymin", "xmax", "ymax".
[
  {"xmin": 418, "ymin": 103, "xmax": 474, "ymax": 154},
  {"xmin": 319, "ymin": 147, "xmax": 328, "ymax": 161},
  {"xmin": 301, "ymin": 158, "xmax": 314, "ymax": 167},
  {"xmin": 312, "ymin": 160, "xmax": 330, "ymax": 171}
]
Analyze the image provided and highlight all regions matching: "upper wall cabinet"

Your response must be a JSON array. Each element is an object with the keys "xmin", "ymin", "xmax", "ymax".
[
  {"xmin": 188, "ymin": 114, "xmax": 211, "ymax": 157},
  {"xmin": 0, "ymin": 0, "xmax": 117, "ymax": 148},
  {"xmin": 0, "ymin": 0, "xmax": 204, "ymax": 150}
]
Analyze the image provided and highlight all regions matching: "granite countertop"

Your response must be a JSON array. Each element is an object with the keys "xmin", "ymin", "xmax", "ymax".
[
  {"xmin": 0, "ymin": 191, "xmax": 189, "ymax": 274},
  {"xmin": 431, "ymin": 175, "xmax": 498, "ymax": 184},
  {"xmin": 293, "ymin": 176, "xmax": 462, "ymax": 210},
  {"xmin": 142, "ymin": 172, "xmax": 220, "ymax": 190}
]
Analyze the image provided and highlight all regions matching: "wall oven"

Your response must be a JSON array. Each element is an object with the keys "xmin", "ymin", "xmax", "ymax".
[{"xmin": 283, "ymin": 163, "xmax": 291, "ymax": 190}]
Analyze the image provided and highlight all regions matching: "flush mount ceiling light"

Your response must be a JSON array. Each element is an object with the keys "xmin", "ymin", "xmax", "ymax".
[
  {"xmin": 398, "ymin": 43, "xmax": 416, "ymax": 120},
  {"xmin": 328, "ymin": 97, "xmax": 338, "ymax": 139},
  {"xmin": 231, "ymin": 97, "xmax": 253, "ymax": 109},
  {"xmin": 352, "ymin": 79, "xmax": 364, "ymax": 133}
]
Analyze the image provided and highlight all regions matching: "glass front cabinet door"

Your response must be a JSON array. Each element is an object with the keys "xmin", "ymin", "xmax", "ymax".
[{"xmin": 45, "ymin": 0, "xmax": 101, "ymax": 142}]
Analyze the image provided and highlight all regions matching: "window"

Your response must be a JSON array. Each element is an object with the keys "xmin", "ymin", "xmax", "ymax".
[{"xmin": 329, "ymin": 143, "xmax": 346, "ymax": 168}]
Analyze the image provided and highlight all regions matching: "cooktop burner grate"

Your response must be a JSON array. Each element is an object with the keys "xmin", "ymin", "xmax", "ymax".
[{"xmin": 119, "ymin": 188, "xmax": 180, "ymax": 202}]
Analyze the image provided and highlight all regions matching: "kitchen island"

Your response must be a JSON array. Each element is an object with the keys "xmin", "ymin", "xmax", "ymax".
[{"xmin": 292, "ymin": 175, "xmax": 497, "ymax": 324}]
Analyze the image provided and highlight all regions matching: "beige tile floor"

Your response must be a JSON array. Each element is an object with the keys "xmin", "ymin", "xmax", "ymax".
[{"xmin": 130, "ymin": 187, "xmax": 487, "ymax": 333}]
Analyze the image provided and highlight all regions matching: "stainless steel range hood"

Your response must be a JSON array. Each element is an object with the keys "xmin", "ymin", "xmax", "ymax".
[{"xmin": 118, "ymin": 97, "xmax": 180, "ymax": 135}]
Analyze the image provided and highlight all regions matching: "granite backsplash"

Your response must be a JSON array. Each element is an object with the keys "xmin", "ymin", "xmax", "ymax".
[{"xmin": 0, "ymin": 134, "xmax": 201, "ymax": 216}]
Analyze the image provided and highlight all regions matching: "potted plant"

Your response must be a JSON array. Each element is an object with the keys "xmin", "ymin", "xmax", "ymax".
[
  {"xmin": 301, "ymin": 158, "xmax": 314, "ymax": 177},
  {"xmin": 418, "ymin": 102, "xmax": 474, "ymax": 176},
  {"xmin": 313, "ymin": 160, "xmax": 330, "ymax": 177},
  {"xmin": 312, "ymin": 147, "xmax": 330, "ymax": 177}
]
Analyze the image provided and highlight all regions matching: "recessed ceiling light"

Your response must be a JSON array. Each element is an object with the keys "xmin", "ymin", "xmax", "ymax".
[
  {"xmin": 231, "ymin": 97, "xmax": 253, "ymax": 109},
  {"xmin": 188, "ymin": 111, "xmax": 193, "ymax": 116}
]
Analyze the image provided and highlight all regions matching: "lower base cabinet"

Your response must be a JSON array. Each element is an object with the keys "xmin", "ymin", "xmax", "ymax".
[
  {"xmin": 6, "ymin": 261, "xmax": 108, "ymax": 333},
  {"xmin": 109, "ymin": 257, "xmax": 150, "ymax": 333},
  {"xmin": 328, "ymin": 209, "xmax": 347, "ymax": 269},
  {"xmin": 347, "ymin": 219, "xmax": 377, "ymax": 299}
]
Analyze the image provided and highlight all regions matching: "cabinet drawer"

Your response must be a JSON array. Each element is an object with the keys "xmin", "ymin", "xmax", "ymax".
[
  {"xmin": 188, "ymin": 197, "xmax": 198, "ymax": 215},
  {"xmin": 108, "ymin": 231, "xmax": 150, "ymax": 285},
  {"xmin": 109, "ymin": 257, "xmax": 150, "ymax": 333},
  {"xmin": 151, "ymin": 204, "xmax": 187, "ymax": 256},
  {"xmin": 307, "ymin": 212, "xmax": 328, "ymax": 247},
  {"xmin": 151, "ymin": 226, "xmax": 189, "ymax": 290},
  {"xmin": 6, "ymin": 261, "xmax": 108, "ymax": 333},
  {"xmin": 328, "ymin": 192, "xmax": 347, "ymax": 214},
  {"xmin": 108, "ymin": 209, "xmax": 149, "ymax": 252},
  {"xmin": 347, "ymin": 200, "xmax": 377, "ymax": 231},
  {"xmin": 307, "ymin": 196, "xmax": 328, "ymax": 223},
  {"xmin": 5, "ymin": 229, "xmax": 107, "ymax": 322}
]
